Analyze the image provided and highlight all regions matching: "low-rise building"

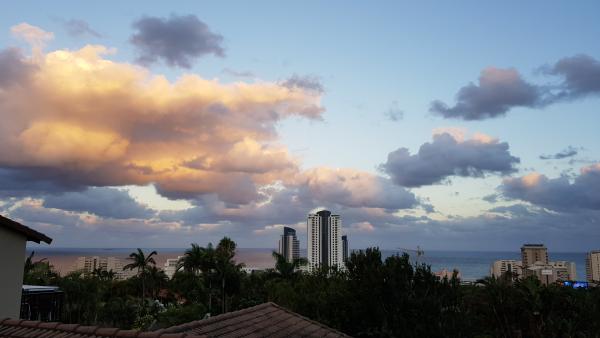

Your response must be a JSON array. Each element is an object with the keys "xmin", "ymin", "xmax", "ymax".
[
  {"xmin": 0, "ymin": 215, "xmax": 52, "ymax": 319},
  {"xmin": 74, "ymin": 256, "xmax": 135, "ymax": 280},
  {"xmin": 490, "ymin": 259, "xmax": 522, "ymax": 279},
  {"xmin": 163, "ymin": 256, "xmax": 183, "ymax": 279}
]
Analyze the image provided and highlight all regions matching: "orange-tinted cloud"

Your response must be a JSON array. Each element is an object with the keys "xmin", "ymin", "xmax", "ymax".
[{"xmin": 0, "ymin": 26, "xmax": 324, "ymax": 204}]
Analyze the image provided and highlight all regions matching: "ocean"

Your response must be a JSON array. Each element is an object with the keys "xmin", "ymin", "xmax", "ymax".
[{"xmin": 26, "ymin": 247, "xmax": 589, "ymax": 282}]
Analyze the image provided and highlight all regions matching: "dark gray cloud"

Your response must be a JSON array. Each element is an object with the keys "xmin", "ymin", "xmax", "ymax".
[
  {"xmin": 384, "ymin": 101, "xmax": 404, "ymax": 121},
  {"xmin": 130, "ymin": 14, "xmax": 225, "ymax": 68},
  {"xmin": 430, "ymin": 67, "xmax": 543, "ymax": 120},
  {"xmin": 381, "ymin": 132, "xmax": 520, "ymax": 187},
  {"xmin": 62, "ymin": 19, "xmax": 101, "ymax": 38},
  {"xmin": 539, "ymin": 146, "xmax": 580, "ymax": 160},
  {"xmin": 431, "ymin": 55, "xmax": 600, "ymax": 120},
  {"xmin": 0, "ymin": 48, "xmax": 36, "ymax": 88},
  {"xmin": 543, "ymin": 54, "xmax": 600, "ymax": 100},
  {"xmin": 280, "ymin": 74, "xmax": 325, "ymax": 94},
  {"xmin": 43, "ymin": 187, "xmax": 154, "ymax": 219},
  {"xmin": 501, "ymin": 164, "xmax": 600, "ymax": 211}
]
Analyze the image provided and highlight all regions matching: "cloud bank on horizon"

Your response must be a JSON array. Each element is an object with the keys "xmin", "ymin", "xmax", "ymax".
[{"xmin": 0, "ymin": 15, "xmax": 599, "ymax": 251}]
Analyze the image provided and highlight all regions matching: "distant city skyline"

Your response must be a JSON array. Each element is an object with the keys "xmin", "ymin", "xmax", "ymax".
[{"xmin": 1, "ymin": 2, "xmax": 600, "ymax": 251}]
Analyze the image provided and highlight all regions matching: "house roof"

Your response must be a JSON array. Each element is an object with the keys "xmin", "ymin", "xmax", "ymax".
[
  {"xmin": 162, "ymin": 302, "xmax": 351, "ymax": 337},
  {"xmin": 0, "ymin": 303, "xmax": 351, "ymax": 338},
  {"xmin": 0, "ymin": 319, "xmax": 204, "ymax": 338},
  {"xmin": 0, "ymin": 214, "xmax": 52, "ymax": 244}
]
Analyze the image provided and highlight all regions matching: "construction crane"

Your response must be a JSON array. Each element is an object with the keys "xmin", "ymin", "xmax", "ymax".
[{"xmin": 397, "ymin": 246, "xmax": 425, "ymax": 261}]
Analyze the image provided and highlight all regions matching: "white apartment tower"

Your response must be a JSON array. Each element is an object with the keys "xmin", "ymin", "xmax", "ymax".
[
  {"xmin": 307, "ymin": 210, "xmax": 343, "ymax": 272},
  {"xmin": 587, "ymin": 250, "xmax": 600, "ymax": 283},
  {"xmin": 278, "ymin": 227, "xmax": 300, "ymax": 263}
]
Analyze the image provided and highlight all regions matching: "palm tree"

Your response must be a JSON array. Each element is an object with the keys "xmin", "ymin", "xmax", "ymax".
[
  {"xmin": 272, "ymin": 251, "xmax": 307, "ymax": 279},
  {"xmin": 123, "ymin": 248, "xmax": 157, "ymax": 308},
  {"xmin": 215, "ymin": 237, "xmax": 243, "ymax": 313},
  {"xmin": 144, "ymin": 265, "xmax": 168, "ymax": 299},
  {"xmin": 179, "ymin": 243, "xmax": 217, "ymax": 312}
]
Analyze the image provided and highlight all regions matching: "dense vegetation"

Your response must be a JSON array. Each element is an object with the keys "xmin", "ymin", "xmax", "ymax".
[{"xmin": 24, "ymin": 238, "xmax": 600, "ymax": 337}]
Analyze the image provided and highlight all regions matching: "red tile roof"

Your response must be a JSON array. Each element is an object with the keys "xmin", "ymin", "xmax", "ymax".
[
  {"xmin": 0, "ymin": 319, "xmax": 205, "ymax": 338},
  {"xmin": 0, "ymin": 215, "xmax": 52, "ymax": 244},
  {"xmin": 163, "ymin": 302, "xmax": 351, "ymax": 337}
]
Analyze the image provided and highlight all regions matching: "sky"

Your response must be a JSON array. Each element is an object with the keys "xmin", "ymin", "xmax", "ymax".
[{"xmin": 1, "ymin": 1, "xmax": 600, "ymax": 251}]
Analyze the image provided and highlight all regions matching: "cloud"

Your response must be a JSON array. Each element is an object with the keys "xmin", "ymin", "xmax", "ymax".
[
  {"xmin": 61, "ymin": 19, "xmax": 102, "ymax": 38},
  {"xmin": 0, "ymin": 48, "xmax": 36, "ymax": 88},
  {"xmin": 500, "ymin": 164, "xmax": 600, "ymax": 211},
  {"xmin": 431, "ymin": 55, "xmax": 600, "ymax": 120},
  {"xmin": 430, "ymin": 67, "xmax": 542, "ymax": 120},
  {"xmin": 221, "ymin": 68, "xmax": 255, "ymax": 78},
  {"xmin": 10, "ymin": 23, "xmax": 54, "ymax": 56},
  {"xmin": 0, "ymin": 36, "xmax": 323, "ymax": 205},
  {"xmin": 543, "ymin": 54, "xmax": 600, "ymax": 100},
  {"xmin": 384, "ymin": 101, "xmax": 403, "ymax": 121},
  {"xmin": 381, "ymin": 130, "xmax": 520, "ymax": 187},
  {"xmin": 296, "ymin": 167, "xmax": 418, "ymax": 211},
  {"xmin": 280, "ymin": 74, "xmax": 324, "ymax": 94},
  {"xmin": 42, "ymin": 187, "xmax": 154, "ymax": 219},
  {"xmin": 539, "ymin": 146, "xmax": 579, "ymax": 160},
  {"xmin": 130, "ymin": 14, "xmax": 224, "ymax": 68}
]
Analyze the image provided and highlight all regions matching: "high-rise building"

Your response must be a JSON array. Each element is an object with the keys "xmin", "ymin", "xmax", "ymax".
[
  {"xmin": 307, "ymin": 210, "xmax": 343, "ymax": 272},
  {"xmin": 521, "ymin": 244, "xmax": 548, "ymax": 266},
  {"xmin": 342, "ymin": 235, "xmax": 349, "ymax": 263},
  {"xmin": 586, "ymin": 250, "xmax": 600, "ymax": 283},
  {"xmin": 278, "ymin": 227, "xmax": 300, "ymax": 263}
]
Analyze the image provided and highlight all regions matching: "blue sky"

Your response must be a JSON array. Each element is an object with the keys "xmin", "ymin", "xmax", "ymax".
[{"xmin": 1, "ymin": 1, "xmax": 600, "ymax": 251}]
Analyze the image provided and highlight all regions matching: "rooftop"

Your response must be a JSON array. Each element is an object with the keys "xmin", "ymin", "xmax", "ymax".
[
  {"xmin": 163, "ymin": 302, "xmax": 351, "ymax": 337},
  {"xmin": 0, "ymin": 303, "xmax": 351, "ymax": 338},
  {"xmin": 0, "ymin": 214, "xmax": 52, "ymax": 244}
]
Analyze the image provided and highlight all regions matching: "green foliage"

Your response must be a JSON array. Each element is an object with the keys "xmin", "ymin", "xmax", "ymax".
[{"xmin": 23, "ymin": 241, "xmax": 600, "ymax": 337}]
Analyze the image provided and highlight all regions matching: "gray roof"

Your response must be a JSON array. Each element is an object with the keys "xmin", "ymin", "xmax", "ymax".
[{"xmin": 163, "ymin": 302, "xmax": 351, "ymax": 337}]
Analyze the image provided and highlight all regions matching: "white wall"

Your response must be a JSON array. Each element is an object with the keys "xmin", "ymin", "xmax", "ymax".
[{"xmin": 0, "ymin": 227, "xmax": 26, "ymax": 319}]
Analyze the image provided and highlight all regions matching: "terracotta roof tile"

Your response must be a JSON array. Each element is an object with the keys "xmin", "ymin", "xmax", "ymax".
[{"xmin": 0, "ymin": 320, "xmax": 205, "ymax": 338}]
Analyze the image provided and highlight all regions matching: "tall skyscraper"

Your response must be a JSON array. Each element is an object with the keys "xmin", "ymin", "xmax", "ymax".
[
  {"xmin": 521, "ymin": 244, "xmax": 548, "ymax": 266},
  {"xmin": 342, "ymin": 235, "xmax": 349, "ymax": 263},
  {"xmin": 307, "ymin": 210, "xmax": 343, "ymax": 271},
  {"xmin": 587, "ymin": 250, "xmax": 600, "ymax": 283},
  {"xmin": 278, "ymin": 226, "xmax": 300, "ymax": 263}
]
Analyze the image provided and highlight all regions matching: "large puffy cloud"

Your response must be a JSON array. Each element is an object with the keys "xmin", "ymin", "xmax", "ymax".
[
  {"xmin": 0, "ymin": 26, "xmax": 324, "ymax": 205},
  {"xmin": 42, "ymin": 187, "xmax": 154, "ymax": 219},
  {"xmin": 130, "ymin": 14, "xmax": 224, "ymax": 68},
  {"xmin": 431, "ymin": 54, "xmax": 600, "ymax": 120},
  {"xmin": 296, "ymin": 168, "xmax": 418, "ymax": 210},
  {"xmin": 500, "ymin": 164, "xmax": 600, "ymax": 211},
  {"xmin": 381, "ymin": 130, "xmax": 520, "ymax": 187},
  {"xmin": 430, "ymin": 67, "xmax": 542, "ymax": 120}
]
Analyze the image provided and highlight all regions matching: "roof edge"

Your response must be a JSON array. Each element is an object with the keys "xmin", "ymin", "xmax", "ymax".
[{"xmin": 0, "ymin": 214, "xmax": 52, "ymax": 244}]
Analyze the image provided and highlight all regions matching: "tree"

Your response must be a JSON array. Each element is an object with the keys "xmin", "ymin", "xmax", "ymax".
[
  {"xmin": 123, "ymin": 248, "xmax": 157, "ymax": 309},
  {"xmin": 271, "ymin": 251, "xmax": 307, "ymax": 279}
]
